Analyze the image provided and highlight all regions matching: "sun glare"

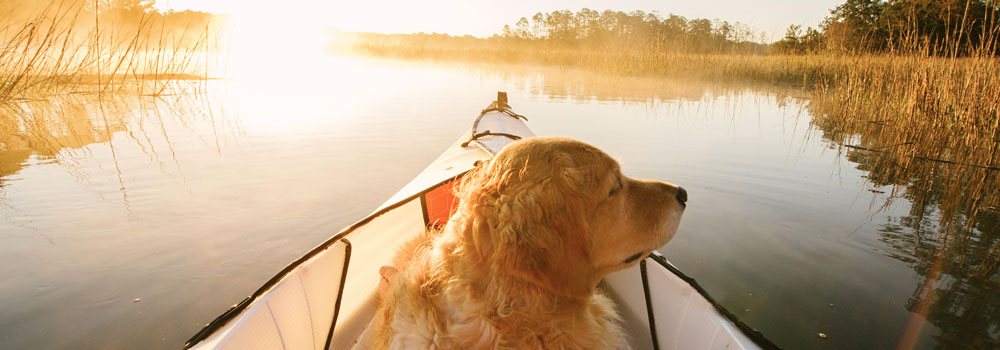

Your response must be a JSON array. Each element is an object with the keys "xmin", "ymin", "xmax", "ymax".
[{"xmin": 154, "ymin": 0, "xmax": 335, "ymax": 77}]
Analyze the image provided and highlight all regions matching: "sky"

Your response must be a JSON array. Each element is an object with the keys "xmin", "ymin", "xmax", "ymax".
[{"xmin": 155, "ymin": 0, "xmax": 844, "ymax": 40}]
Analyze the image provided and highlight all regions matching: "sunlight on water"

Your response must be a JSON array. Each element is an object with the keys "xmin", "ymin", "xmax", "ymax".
[{"xmin": 0, "ymin": 54, "xmax": 997, "ymax": 349}]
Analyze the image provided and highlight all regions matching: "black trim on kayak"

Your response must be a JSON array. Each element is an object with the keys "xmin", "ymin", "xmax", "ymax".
[
  {"xmin": 183, "ymin": 174, "xmax": 470, "ymax": 349},
  {"xmin": 648, "ymin": 254, "xmax": 783, "ymax": 350},
  {"xmin": 325, "ymin": 239, "xmax": 352, "ymax": 350},
  {"xmin": 640, "ymin": 260, "xmax": 661, "ymax": 350},
  {"xmin": 420, "ymin": 194, "xmax": 430, "ymax": 227}
]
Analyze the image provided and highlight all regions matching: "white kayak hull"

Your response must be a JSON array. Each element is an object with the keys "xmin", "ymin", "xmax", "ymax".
[{"xmin": 185, "ymin": 93, "xmax": 778, "ymax": 350}]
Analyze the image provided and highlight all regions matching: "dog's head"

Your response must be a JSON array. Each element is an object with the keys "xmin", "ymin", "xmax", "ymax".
[{"xmin": 452, "ymin": 137, "xmax": 686, "ymax": 297}]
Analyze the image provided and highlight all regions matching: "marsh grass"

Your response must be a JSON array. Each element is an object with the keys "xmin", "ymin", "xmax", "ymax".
[
  {"xmin": 0, "ymin": 0, "xmax": 224, "ymax": 103},
  {"xmin": 809, "ymin": 52, "xmax": 1000, "ymax": 283}
]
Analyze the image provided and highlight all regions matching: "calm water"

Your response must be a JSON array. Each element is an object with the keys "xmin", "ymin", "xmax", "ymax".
[{"xmin": 1, "ymin": 55, "xmax": 997, "ymax": 349}]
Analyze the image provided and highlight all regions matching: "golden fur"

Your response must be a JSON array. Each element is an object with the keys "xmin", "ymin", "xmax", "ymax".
[{"xmin": 354, "ymin": 137, "xmax": 686, "ymax": 349}]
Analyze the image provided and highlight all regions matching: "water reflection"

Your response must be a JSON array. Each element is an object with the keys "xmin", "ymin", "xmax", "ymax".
[
  {"xmin": 808, "ymin": 95, "xmax": 1000, "ymax": 348},
  {"xmin": 455, "ymin": 61, "xmax": 810, "ymax": 105},
  {"xmin": 0, "ymin": 81, "xmax": 239, "ymax": 217},
  {"xmin": 1, "ymin": 55, "xmax": 998, "ymax": 349},
  {"xmin": 0, "ymin": 99, "xmax": 117, "ymax": 179}
]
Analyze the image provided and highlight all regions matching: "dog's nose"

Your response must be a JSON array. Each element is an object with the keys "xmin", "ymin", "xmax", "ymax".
[{"xmin": 675, "ymin": 186, "xmax": 688, "ymax": 207}]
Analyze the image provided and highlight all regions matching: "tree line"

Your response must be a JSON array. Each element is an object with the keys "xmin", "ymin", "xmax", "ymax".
[
  {"xmin": 498, "ymin": 9, "xmax": 768, "ymax": 54},
  {"xmin": 496, "ymin": 2, "xmax": 999, "ymax": 56},
  {"xmin": 776, "ymin": 0, "xmax": 999, "ymax": 55}
]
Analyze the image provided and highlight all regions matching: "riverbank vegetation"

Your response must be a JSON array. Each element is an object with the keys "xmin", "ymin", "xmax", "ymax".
[
  {"xmin": 0, "ymin": 0, "xmax": 224, "ymax": 103},
  {"xmin": 343, "ymin": 2, "xmax": 998, "ymax": 84}
]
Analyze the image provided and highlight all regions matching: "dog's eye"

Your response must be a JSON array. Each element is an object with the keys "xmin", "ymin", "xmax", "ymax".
[{"xmin": 609, "ymin": 179, "xmax": 622, "ymax": 196}]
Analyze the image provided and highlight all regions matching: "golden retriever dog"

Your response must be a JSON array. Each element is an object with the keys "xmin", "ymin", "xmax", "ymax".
[{"xmin": 354, "ymin": 137, "xmax": 687, "ymax": 349}]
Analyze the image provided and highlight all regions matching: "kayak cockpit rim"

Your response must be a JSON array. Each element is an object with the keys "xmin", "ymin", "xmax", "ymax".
[
  {"xmin": 183, "ymin": 92, "xmax": 783, "ymax": 350},
  {"xmin": 182, "ymin": 172, "xmax": 469, "ymax": 349}
]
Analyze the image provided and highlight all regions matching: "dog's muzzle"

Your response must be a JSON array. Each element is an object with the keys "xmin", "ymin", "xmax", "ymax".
[{"xmin": 675, "ymin": 186, "xmax": 688, "ymax": 207}]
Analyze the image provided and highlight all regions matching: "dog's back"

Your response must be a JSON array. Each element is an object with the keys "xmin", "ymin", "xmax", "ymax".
[{"xmin": 354, "ymin": 231, "xmax": 627, "ymax": 349}]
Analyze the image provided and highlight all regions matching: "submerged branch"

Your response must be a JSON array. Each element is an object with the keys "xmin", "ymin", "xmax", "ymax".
[{"xmin": 840, "ymin": 143, "xmax": 1000, "ymax": 172}]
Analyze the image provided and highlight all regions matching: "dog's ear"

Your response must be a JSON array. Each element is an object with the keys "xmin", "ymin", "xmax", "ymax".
[{"xmin": 481, "ymin": 159, "xmax": 599, "ymax": 297}]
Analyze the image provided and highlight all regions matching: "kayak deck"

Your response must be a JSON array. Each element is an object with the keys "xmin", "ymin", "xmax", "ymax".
[{"xmin": 185, "ymin": 93, "xmax": 778, "ymax": 350}]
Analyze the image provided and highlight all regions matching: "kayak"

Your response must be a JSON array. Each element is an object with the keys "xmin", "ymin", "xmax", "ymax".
[{"xmin": 184, "ymin": 92, "xmax": 780, "ymax": 350}]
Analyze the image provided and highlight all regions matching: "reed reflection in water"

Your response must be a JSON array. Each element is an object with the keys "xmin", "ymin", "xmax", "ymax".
[
  {"xmin": 0, "ymin": 81, "xmax": 245, "ymax": 348},
  {"xmin": 808, "ymin": 89, "xmax": 1000, "ymax": 349},
  {"xmin": 0, "ymin": 56, "xmax": 997, "ymax": 349},
  {"xmin": 1, "ymin": 81, "xmax": 239, "ymax": 213}
]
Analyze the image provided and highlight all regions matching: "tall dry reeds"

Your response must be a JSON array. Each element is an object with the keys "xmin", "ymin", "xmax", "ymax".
[
  {"xmin": 0, "ymin": 0, "xmax": 224, "ymax": 103},
  {"xmin": 808, "ymin": 51, "xmax": 1000, "ymax": 278}
]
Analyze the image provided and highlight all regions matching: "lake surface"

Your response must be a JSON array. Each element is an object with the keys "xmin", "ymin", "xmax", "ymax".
[{"xmin": 1, "ymin": 55, "xmax": 997, "ymax": 349}]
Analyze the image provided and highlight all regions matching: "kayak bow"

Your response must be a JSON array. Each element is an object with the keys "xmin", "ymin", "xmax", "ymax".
[{"xmin": 185, "ymin": 92, "xmax": 779, "ymax": 350}]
